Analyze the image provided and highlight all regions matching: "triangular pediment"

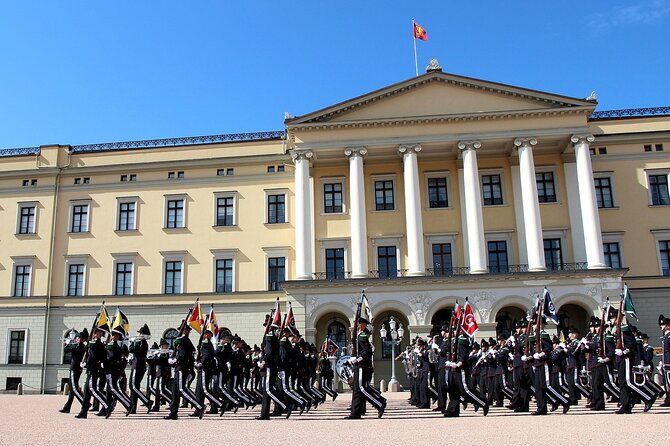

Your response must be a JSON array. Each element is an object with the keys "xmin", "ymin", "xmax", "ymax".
[{"xmin": 286, "ymin": 71, "xmax": 595, "ymax": 127}]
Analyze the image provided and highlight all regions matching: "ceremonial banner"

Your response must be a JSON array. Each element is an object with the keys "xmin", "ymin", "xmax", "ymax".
[
  {"xmin": 542, "ymin": 288, "xmax": 560, "ymax": 325},
  {"xmin": 97, "ymin": 306, "xmax": 111, "ymax": 333},
  {"xmin": 188, "ymin": 301, "xmax": 205, "ymax": 333},
  {"xmin": 271, "ymin": 297, "xmax": 282, "ymax": 327},
  {"xmin": 111, "ymin": 308, "xmax": 130, "ymax": 334},
  {"xmin": 206, "ymin": 305, "xmax": 220, "ymax": 341},
  {"xmin": 283, "ymin": 302, "xmax": 298, "ymax": 335},
  {"xmin": 413, "ymin": 22, "xmax": 427, "ymax": 40},
  {"xmin": 461, "ymin": 298, "xmax": 479, "ymax": 337},
  {"xmin": 622, "ymin": 283, "xmax": 638, "ymax": 321}
]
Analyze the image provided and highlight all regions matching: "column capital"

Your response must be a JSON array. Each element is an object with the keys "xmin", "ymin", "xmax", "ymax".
[
  {"xmin": 398, "ymin": 144, "xmax": 422, "ymax": 155},
  {"xmin": 344, "ymin": 146, "xmax": 367, "ymax": 158},
  {"xmin": 570, "ymin": 134, "xmax": 595, "ymax": 145},
  {"xmin": 513, "ymin": 137, "xmax": 538, "ymax": 148},
  {"xmin": 291, "ymin": 149, "xmax": 313, "ymax": 162},
  {"xmin": 457, "ymin": 140, "xmax": 481, "ymax": 151}
]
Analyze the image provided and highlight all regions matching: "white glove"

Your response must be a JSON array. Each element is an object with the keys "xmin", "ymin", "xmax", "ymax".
[
  {"xmin": 597, "ymin": 357, "xmax": 606, "ymax": 364},
  {"xmin": 521, "ymin": 355, "xmax": 528, "ymax": 362},
  {"xmin": 226, "ymin": 362, "xmax": 231, "ymax": 369},
  {"xmin": 533, "ymin": 353, "xmax": 541, "ymax": 360},
  {"xmin": 127, "ymin": 353, "xmax": 134, "ymax": 363},
  {"xmin": 348, "ymin": 357, "xmax": 357, "ymax": 365},
  {"xmin": 168, "ymin": 358, "xmax": 176, "ymax": 365},
  {"xmin": 195, "ymin": 362, "xmax": 202, "ymax": 368},
  {"xmin": 455, "ymin": 361, "xmax": 463, "ymax": 368},
  {"xmin": 615, "ymin": 349, "xmax": 623, "ymax": 356},
  {"xmin": 258, "ymin": 361, "xmax": 265, "ymax": 369},
  {"xmin": 278, "ymin": 371, "xmax": 285, "ymax": 378},
  {"xmin": 623, "ymin": 349, "xmax": 629, "ymax": 355},
  {"xmin": 357, "ymin": 357, "xmax": 363, "ymax": 363},
  {"xmin": 445, "ymin": 361, "xmax": 453, "ymax": 368}
]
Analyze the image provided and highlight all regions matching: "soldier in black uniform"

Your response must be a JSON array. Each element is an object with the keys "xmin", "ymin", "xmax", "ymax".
[
  {"xmin": 60, "ymin": 329, "xmax": 87, "ymax": 413},
  {"xmin": 128, "ymin": 324, "xmax": 152, "ymax": 414},
  {"xmin": 318, "ymin": 350, "xmax": 338, "ymax": 401},
  {"xmin": 435, "ymin": 325, "xmax": 449, "ymax": 413},
  {"xmin": 565, "ymin": 327, "xmax": 588, "ymax": 404},
  {"xmin": 257, "ymin": 315, "xmax": 287, "ymax": 419},
  {"xmin": 415, "ymin": 338, "xmax": 430, "ymax": 408},
  {"xmin": 193, "ymin": 327, "xmax": 224, "ymax": 416},
  {"xmin": 215, "ymin": 328, "xmax": 241, "ymax": 412},
  {"xmin": 660, "ymin": 315, "xmax": 670, "ymax": 406},
  {"xmin": 165, "ymin": 325, "xmax": 202, "ymax": 420},
  {"xmin": 278, "ymin": 328, "xmax": 305, "ymax": 415},
  {"xmin": 104, "ymin": 326, "xmax": 133, "ymax": 417},
  {"xmin": 531, "ymin": 319, "xmax": 569, "ymax": 415},
  {"xmin": 508, "ymin": 320, "xmax": 530, "ymax": 412},
  {"xmin": 444, "ymin": 332, "xmax": 488, "ymax": 417},
  {"xmin": 616, "ymin": 324, "xmax": 656, "ymax": 413},
  {"xmin": 149, "ymin": 338, "xmax": 173, "ymax": 412},
  {"xmin": 76, "ymin": 327, "xmax": 109, "ymax": 419}
]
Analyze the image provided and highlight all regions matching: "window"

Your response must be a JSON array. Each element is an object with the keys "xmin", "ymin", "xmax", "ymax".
[
  {"xmin": 589, "ymin": 148, "xmax": 596, "ymax": 156},
  {"xmin": 114, "ymin": 262, "xmax": 133, "ymax": 295},
  {"xmin": 267, "ymin": 194, "xmax": 286, "ymax": 224},
  {"xmin": 216, "ymin": 196, "xmax": 235, "ymax": 226},
  {"xmin": 129, "ymin": 174, "xmax": 136, "ymax": 182},
  {"xmin": 67, "ymin": 264, "xmax": 85, "ymax": 296},
  {"xmin": 74, "ymin": 178, "xmax": 81, "ymax": 185},
  {"xmin": 659, "ymin": 240, "xmax": 670, "ymax": 276},
  {"xmin": 544, "ymin": 238, "xmax": 563, "ymax": 271},
  {"xmin": 177, "ymin": 171, "xmax": 184, "ymax": 179},
  {"xmin": 656, "ymin": 144, "xmax": 664, "ymax": 152},
  {"xmin": 598, "ymin": 147, "xmax": 607, "ymax": 155},
  {"xmin": 594, "ymin": 177, "xmax": 614, "ymax": 208},
  {"xmin": 649, "ymin": 174, "xmax": 670, "ymax": 205},
  {"xmin": 217, "ymin": 169, "xmax": 225, "ymax": 176},
  {"xmin": 117, "ymin": 201, "xmax": 136, "ymax": 231},
  {"xmin": 12, "ymin": 265, "xmax": 31, "ymax": 297},
  {"xmin": 120, "ymin": 175, "xmax": 128, "ymax": 182},
  {"xmin": 603, "ymin": 242, "xmax": 621, "ymax": 268},
  {"xmin": 377, "ymin": 246, "xmax": 397, "ymax": 278},
  {"xmin": 428, "ymin": 177, "xmax": 448, "ymax": 208},
  {"xmin": 166, "ymin": 199, "xmax": 185, "ymax": 228},
  {"xmin": 374, "ymin": 180, "xmax": 395, "ymax": 211},
  {"xmin": 481, "ymin": 174, "xmax": 503, "ymax": 205},
  {"xmin": 267, "ymin": 166, "xmax": 275, "ymax": 173},
  {"xmin": 70, "ymin": 204, "xmax": 89, "ymax": 232},
  {"xmin": 163, "ymin": 328, "xmax": 179, "ymax": 349},
  {"xmin": 5, "ymin": 377, "xmax": 22, "ymax": 391},
  {"xmin": 277, "ymin": 165, "xmax": 285, "ymax": 172},
  {"xmin": 326, "ymin": 321, "xmax": 347, "ymax": 357},
  {"xmin": 8, "ymin": 330, "xmax": 26, "ymax": 364},
  {"xmin": 324, "ymin": 183, "xmax": 343, "ymax": 213},
  {"xmin": 644, "ymin": 144, "xmax": 652, "ymax": 152},
  {"xmin": 22, "ymin": 179, "xmax": 29, "ymax": 187},
  {"xmin": 226, "ymin": 168, "xmax": 234, "ymax": 176},
  {"xmin": 325, "ymin": 248, "xmax": 345, "ymax": 279},
  {"xmin": 432, "ymin": 243, "xmax": 453, "ymax": 276},
  {"xmin": 164, "ymin": 261, "xmax": 183, "ymax": 294},
  {"xmin": 536, "ymin": 171, "xmax": 557, "ymax": 203},
  {"xmin": 83, "ymin": 177, "xmax": 90, "ymax": 184},
  {"xmin": 18, "ymin": 205, "xmax": 36, "ymax": 234},
  {"xmin": 215, "ymin": 259, "xmax": 233, "ymax": 293},
  {"xmin": 168, "ymin": 172, "xmax": 175, "ymax": 179},
  {"xmin": 487, "ymin": 241, "xmax": 509, "ymax": 273},
  {"xmin": 268, "ymin": 257, "xmax": 285, "ymax": 291}
]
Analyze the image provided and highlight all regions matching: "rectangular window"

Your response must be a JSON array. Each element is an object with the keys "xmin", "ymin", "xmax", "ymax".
[
  {"xmin": 374, "ymin": 180, "xmax": 395, "ymax": 211},
  {"xmin": 226, "ymin": 168, "xmax": 234, "ymax": 176},
  {"xmin": 277, "ymin": 165, "xmax": 285, "ymax": 172},
  {"xmin": 323, "ymin": 183, "xmax": 343, "ymax": 213},
  {"xmin": 598, "ymin": 147, "xmax": 607, "ymax": 155},
  {"xmin": 268, "ymin": 257, "xmax": 285, "ymax": 291},
  {"xmin": 487, "ymin": 240, "xmax": 509, "ymax": 273},
  {"xmin": 8, "ymin": 331, "xmax": 26, "ymax": 364},
  {"xmin": 67, "ymin": 264, "xmax": 85, "ymax": 296},
  {"xmin": 536, "ymin": 172, "xmax": 557, "ymax": 203},
  {"xmin": 74, "ymin": 178, "xmax": 81, "ymax": 185},
  {"xmin": 114, "ymin": 262, "xmax": 133, "ymax": 296},
  {"xmin": 177, "ymin": 171, "xmax": 184, "ymax": 179},
  {"xmin": 644, "ymin": 144, "xmax": 652, "ymax": 152},
  {"xmin": 117, "ymin": 201, "xmax": 136, "ymax": 231},
  {"xmin": 659, "ymin": 240, "xmax": 670, "ymax": 276},
  {"xmin": 267, "ymin": 166, "xmax": 275, "ymax": 173},
  {"xmin": 656, "ymin": 144, "xmax": 664, "ymax": 152},
  {"xmin": 215, "ymin": 259, "xmax": 233, "ymax": 293},
  {"xmin": 427, "ymin": 177, "xmax": 448, "ymax": 208},
  {"xmin": 120, "ymin": 175, "xmax": 128, "ymax": 182},
  {"xmin": 18, "ymin": 205, "xmax": 36, "ymax": 234},
  {"xmin": 12, "ymin": 265, "xmax": 31, "ymax": 297},
  {"xmin": 6, "ymin": 377, "xmax": 22, "ymax": 391},
  {"xmin": 129, "ymin": 174, "xmax": 136, "ymax": 182},
  {"xmin": 217, "ymin": 169, "xmax": 225, "ymax": 176},
  {"xmin": 377, "ymin": 246, "xmax": 397, "ymax": 278},
  {"xmin": 603, "ymin": 242, "xmax": 621, "ymax": 269},
  {"xmin": 164, "ymin": 261, "xmax": 183, "ymax": 294},
  {"xmin": 168, "ymin": 172, "xmax": 175, "ymax": 179},
  {"xmin": 70, "ymin": 204, "xmax": 89, "ymax": 232},
  {"xmin": 267, "ymin": 194, "xmax": 286, "ymax": 224},
  {"xmin": 481, "ymin": 174, "xmax": 503, "ymax": 205},
  {"xmin": 216, "ymin": 196, "xmax": 235, "ymax": 226},
  {"xmin": 166, "ymin": 199, "xmax": 185, "ymax": 228},
  {"xmin": 649, "ymin": 174, "xmax": 670, "ymax": 205},
  {"xmin": 431, "ymin": 243, "xmax": 453, "ymax": 276},
  {"xmin": 544, "ymin": 238, "xmax": 563, "ymax": 271},
  {"xmin": 83, "ymin": 177, "xmax": 90, "ymax": 184},
  {"xmin": 594, "ymin": 177, "xmax": 614, "ymax": 208},
  {"xmin": 22, "ymin": 179, "xmax": 29, "ymax": 187},
  {"xmin": 325, "ymin": 248, "xmax": 345, "ymax": 279}
]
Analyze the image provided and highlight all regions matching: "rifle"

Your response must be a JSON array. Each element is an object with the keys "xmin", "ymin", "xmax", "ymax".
[{"xmin": 451, "ymin": 304, "xmax": 465, "ymax": 363}]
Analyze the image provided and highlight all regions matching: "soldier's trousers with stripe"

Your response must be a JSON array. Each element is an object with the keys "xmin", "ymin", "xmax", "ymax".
[{"xmin": 62, "ymin": 369, "xmax": 84, "ymax": 411}]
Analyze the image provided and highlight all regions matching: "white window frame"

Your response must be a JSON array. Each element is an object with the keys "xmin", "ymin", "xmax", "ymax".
[
  {"xmin": 164, "ymin": 194, "xmax": 188, "ymax": 229},
  {"xmin": 211, "ymin": 249, "xmax": 238, "ymax": 293},
  {"xmin": 651, "ymin": 230, "xmax": 670, "ymax": 276},
  {"xmin": 63, "ymin": 255, "xmax": 89, "ymax": 296},
  {"xmin": 319, "ymin": 176, "xmax": 347, "ymax": 215},
  {"xmin": 371, "ymin": 174, "xmax": 398, "ymax": 213},
  {"xmin": 535, "ymin": 165, "xmax": 560, "ymax": 205},
  {"xmin": 593, "ymin": 172, "xmax": 617, "ymax": 209},
  {"xmin": 213, "ymin": 191, "xmax": 239, "ymax": 227},
  {"xmin": 16, "ymin": 201, "xmax": 38, "ymax": 235},
  {"xmin": 111, "ymin": 252, "xmax": 137, "ymax": 296},
  {"xmin": 115, "ymin": 196, "xmax": 139, "ymax": 231},
  {"xmin": 264, "ymin": 188, "xmax": 289, "ymax": 224},
  {"xmin": 426, "ymin": 233, "xmax": 458, "ymax": 270},
  {"xmin": 68, "ymin": 200, "xmax": 91, "ymax": 233},
  {"xmin": 424, "ymin": 171, "xmax": 452, "ymax": 210},
  {"xmin": 160, "ymin": 251, "xmax": 187, "ymax": 294},
  {"xmin": 601, "ymin": 232, "xmax": 624, "ymax": 269},
  {"xmin": 6, "ymin": 328, "xmax": 29, "ymax": 365},
  {"xmin": 262, "ymin": 247, "xmax": 289, "ymax": 290},
  {"xmin": 9, "ymin": 256, "xmax": 35, "ymax": 297},
  {"xmin": 319, "ymin": 238, "xmax": 350, "ymax": 275},
  {"xmin": 645, "ymin": 169, "xmax": 670, "ymax": 206},
  {"xmin": 371, "ymin": 236, "xmax": 402, "ymax": 274},
  {"xmin": 479, "ymin": 168, "xmax": 506, "ymax": 207}
]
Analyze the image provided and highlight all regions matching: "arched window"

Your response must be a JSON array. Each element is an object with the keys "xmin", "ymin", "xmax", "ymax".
[
  {"xmin": 326, "ymin": 321, "xmax": 347, "ymax": 357},
  {"xmin": 430, "ymin": 308, "xmax": 453, "ymax": 335},
  {"xmin": 163, "ymin": 328, "xmax": 179, "ymax": 349}
]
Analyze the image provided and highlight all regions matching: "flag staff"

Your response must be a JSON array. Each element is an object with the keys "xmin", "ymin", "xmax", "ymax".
[{"xmin": 412, "ymin": 19, "xmax": 419, "ymax": 76}]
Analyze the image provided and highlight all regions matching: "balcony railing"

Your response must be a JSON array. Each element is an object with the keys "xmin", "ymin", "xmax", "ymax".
[
  {"xmin": 546, "ymin": 262, "xmax": 589, "ymax": 272},
  {"xmin": 312, "ymin": 271, "xmax": 352, "ymax": 281},
  {"xmin": 368, "ymin": 269, "xmax": 409, "ymax": 279},
  {"xmin": 488, "ymin": 264, "xmax": 529, "ymax": 274},
  {"xmin": 425, "ymin": 267, "xmax": 470, "ymax": 277}
]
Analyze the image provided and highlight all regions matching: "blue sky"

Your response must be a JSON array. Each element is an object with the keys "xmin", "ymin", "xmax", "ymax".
[{"xmin": 0, "ymin": 1, "xmax": 668, "ymax": 148}]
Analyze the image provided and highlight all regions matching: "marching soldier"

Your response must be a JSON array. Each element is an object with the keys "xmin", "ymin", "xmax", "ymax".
[
  {"xmin": 104, "ymin": 325, "xmax": 133, "ymax": 417},
  {"xmin": 60, "ymin": 328, "xmax": 87, "ymax": 414},
  {"xmin": 530, "ymin": 318, "xmax": 569, "ymax": 415},
  {"xmin": 257, "ymin": 315, "xmax": 287, "ymax": 420},
  {"xmin": 660, "ymin": 315, "xmax": 670, "ymax": 406},
  {"xmin": 434, "ymin": 325, "xmax": 449, "ymax": 413},
  {"xmin": 149, "ymin": 338, "xmax": 173, "ymax": 412},
  {"xmin": 193, "ymin": 327, "xmax": 224, "ymax": 416},
  {"xmin": 215, "ymin": 328, "xmax": 241, "ymax": 412},
  {"xmin": 565, "ymin": 327, "xmax": 588, "ymax": 404},
  {"xmin": 615, "ymin": 324, "xmax": 656, "ymax": 413},
  {"xmin": 76, "ymin": 327, "xmax": 109, "ymax": 419},
  {"xmin": 415, "ymin": 338, "xmax": 430, "ymax": 408},
  {"xmin": 444, "ymin": 331, "xmax": 488, "ymax": 417},
  {"xmin": 165, "ymin": 324, "xmax": 202, "ymax": 420},
  {"xmin": 508, "ymin": 320, "xmax": 530, "ymax": 412},
  {"xmin": 318, "ymin": 350, "xmax": 338, "ymax": 401},
  {"xmin": 128, "ymin": 324, "xmax": 152, "ymax": 414}
]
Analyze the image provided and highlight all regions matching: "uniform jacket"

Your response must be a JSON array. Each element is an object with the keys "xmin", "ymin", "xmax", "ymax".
[
  {"xmin": 128, "ymin": 339, "xmax": 148, "ymax": 369},
  {"xmin": 65, "ymin": 342, "xmax": 86, "ymax": 372}
]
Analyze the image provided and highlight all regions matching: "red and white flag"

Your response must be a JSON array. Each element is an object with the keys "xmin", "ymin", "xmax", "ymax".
[
  {"xmin": 282, "ymin": 301, "xmax": 298, "ymax": 336},
  {"xmin": 461, "ymin": 298, "xmax": 479, "ymax": 337},
  {"xmin": 322, "ymin": 338, "xmax": 339, "ymax": 357},
  {"xmin": 206, "ymin": 305, "xmax": 220, "ymax": 340},
  {"xmin": 413, "ymin": 21, "xmax": 428, "ymax": 41},
  {"xmin": 453, "ymin": 302, "xmax": 462, "ymax": 324},
  {"xmin": 271, "ymin": 298, "xmax": 282, "ymax": 328}
]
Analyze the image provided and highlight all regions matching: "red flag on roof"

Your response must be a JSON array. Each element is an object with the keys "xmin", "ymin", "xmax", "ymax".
[{"xmin": 413, "ymin": 22, "xmax": 427, "ymax": 41}]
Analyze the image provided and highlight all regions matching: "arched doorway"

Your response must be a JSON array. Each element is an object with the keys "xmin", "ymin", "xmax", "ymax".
[
  {"xmin": 557, "ymin": 303, "xmax": 589, "ymax": 339},
  {"xmin": 372, "ymin": 310, "xmax": 410, "ymax": 388},
  {"xmin": 314, "ymin": 312, "xmax": 350, "ymax": 357},
  {"xmin": 495, "ymin": 306, "xmax": 527, "ymax": 337},
  {"xmin": 430, "ymin": 308, "xmax": 453, "ymax": 335}
]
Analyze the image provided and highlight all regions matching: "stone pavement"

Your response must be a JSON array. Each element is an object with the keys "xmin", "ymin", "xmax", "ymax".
[{"xmin": 0, "ymin": 392, "xmax": 668, "ymax": 446}]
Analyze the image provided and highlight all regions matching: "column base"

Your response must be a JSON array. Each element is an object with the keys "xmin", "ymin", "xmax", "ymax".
[
  {"xmin": 587, "ymin": 263, "xmax": 608, "ymax": 270},
  {"xmin": 528, "ymin": 266, "xmax": 547, "ymax": 272},
  {"xmin": 295, "ymin": 274, "xmax": 313, "ymax": 280},
  {"xmin": 350, "ymin": 272, "xmax": 368, "ymax": 279},
  {"xmin": 469, "ymin": 268, "xmax": 488, "ymax": 274},
  {"xmin": 405, "ymin": 270, "xmax": 425, "ymax": 277}
]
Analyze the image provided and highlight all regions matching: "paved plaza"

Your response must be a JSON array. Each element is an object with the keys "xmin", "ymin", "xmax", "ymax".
[{"xmin": 0, "ymin": 392, "xmax": 668, "ymax": 446}]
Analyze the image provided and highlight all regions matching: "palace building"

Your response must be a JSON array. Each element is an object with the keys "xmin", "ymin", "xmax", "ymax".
[{"xmin": 1, "ymin": 61, "xmax": 669, "ymax": 392}]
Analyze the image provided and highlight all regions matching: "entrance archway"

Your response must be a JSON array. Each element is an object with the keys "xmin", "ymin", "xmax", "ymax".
[
  {"xmin": 430, "ymin": 308, "xmax": 453, "ymax": 335},
  {"xmin": 494, "ymin": 306, "xmax": 527, "ymax": 337},
  {"xmin": 372, "ymin": 309, "xmax": 410, "ymax": 387},
  {"xmin": 314, "ymin": 312, "xmax": 350, "ymax": 357},
  {"xmin": 557, "ymin": 303, "xmax": 589, "ymax": 339}
]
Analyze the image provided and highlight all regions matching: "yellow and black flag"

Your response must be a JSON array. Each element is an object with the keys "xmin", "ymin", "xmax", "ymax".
[
  {"xmin": 97, "ymin": 306, "xmax": 111, "ymax": 333},
  {"xmin": 111, "ymin": 307, "xmax": 130, "ymax": 337}
]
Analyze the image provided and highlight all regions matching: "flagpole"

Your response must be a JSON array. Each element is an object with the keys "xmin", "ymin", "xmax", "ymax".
[{"xmin": 412, "ymin": 19, "xmax": 418, "ymax": 76}]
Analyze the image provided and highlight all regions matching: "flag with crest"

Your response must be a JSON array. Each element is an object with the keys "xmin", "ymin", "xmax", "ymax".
[
  {"xmin": 97, "ymin": 305, "xmax": 111, "ymax": 333},
  {"xmin": 271, "ymin": 298, "xmax": 282, "ymax": 327},
  {"xmin": 206, "ymin": 305, "xmax": 220, "ymax": 341},
  {"xmin": 542, "ymin": 288, "xmax": 560, "ymax": 325},
  {"xmin": 622, "ymin": 283, "xmax": 638, "ymax": 321},
  {"xmin": 282, "ymin": 301, "xmax": 298, "ymax": 336},
  {"xmin": 188, "ymin": 300, "xmax": 205, "ymax": 334},
  {"xmin": 461, "ymin": 298, "xmax": 479, "ymax": 337},
  {"xmin": 323, "ymin": 338, "xmax": 339, "ymax": 357},
  {"xmin": 111, "ymin": 308, "xmax": 130, "ymax": 335},
  {"xmin": 361, "ymin": 293, "xmax": 373, "ymax": 323}
]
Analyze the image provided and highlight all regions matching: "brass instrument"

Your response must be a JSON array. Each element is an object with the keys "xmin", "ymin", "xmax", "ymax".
[
  {"xmin": 61, "ymin": 328, "xmax": 79, "ymax": 345},
  {"xmin": 127, "ymin": 334, "xmax": 151, "ymax": 342},
  {"xmin": 147, "ymin": 348, "xmax": 173, "ymax": 359}
]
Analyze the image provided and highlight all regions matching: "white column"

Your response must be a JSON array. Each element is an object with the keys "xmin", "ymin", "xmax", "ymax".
[
  {"xmin": 293, "ymin": 150, "xmax": 314, "ymax": 280},
  {"xmin": 514, "ymin": 138, "xmax": 546, "ymax": 271},
  {"xmin": 510, "ymin": 163, "xmax": 528, "ymax": 265},
  {"xmin": 571, "ymin": 135, "xmax": 606, "ymax": 269},
  {"xmin": 399, "ymin": 144, "xmax": 425, "ymax": 276},
  {"xmin": 345, "ymin": 147, "xmax": 369, "ymax": 278},
  {"xmin": 458, "ymin": 141, "xmax": 487, "ymax": 274},
  {"xmin": 564, "ymin": 162, "xmax": 587, "ymax": 263}
]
